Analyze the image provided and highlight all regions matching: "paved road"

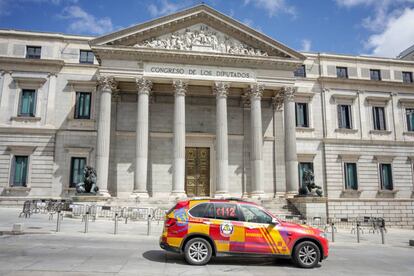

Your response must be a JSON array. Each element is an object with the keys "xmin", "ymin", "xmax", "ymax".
[{"xmin": 0, "ymin": 208, "xmax": 413, "ymax": 275}]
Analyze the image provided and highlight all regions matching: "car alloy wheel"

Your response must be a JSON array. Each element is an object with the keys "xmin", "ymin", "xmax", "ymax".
[
  {"xmin": 293, "ymin": 241, "xmax": 320, "ymax": 268},
  {"xmin": 184, "ymin": 238, "xmax": 212, "ymax": 265}
]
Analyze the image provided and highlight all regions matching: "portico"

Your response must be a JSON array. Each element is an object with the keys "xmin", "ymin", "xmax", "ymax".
[{"xmin": 86, "ymin": 4, "xmax": 305, "ymax": 199}]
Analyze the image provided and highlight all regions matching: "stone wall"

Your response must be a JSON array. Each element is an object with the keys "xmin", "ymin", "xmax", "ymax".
[{"xmin": 328, "ymin": 199, "xmax": 414, "ymax": 228}]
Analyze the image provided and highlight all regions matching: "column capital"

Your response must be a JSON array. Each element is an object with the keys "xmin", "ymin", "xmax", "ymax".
[
  {"xmin": 0, "ymin": 70, "xmax": 12, "ymax": 76},
  {"xmin": 282, "ymin": 86, "xmax": 296, "ymax": 102},
  {"xmin": 47, "ymin": 72, "xmax": 58, "ymax": 78},
  {"xmin": 136, "ymin": 77, "xmax": 152, "ymax": 95},
  {"xmin": 173, "ymin": 79, "xmax": 188, "ymax": 96},
  {"xmin": 213, "ymin": 82, "xmax": 230, "ymax": 98},
  {"xmin": 248, "ymin": 83, "xmax": 264, "ymax": 99},
  {"xmin": 97, "ymin": 75, "xmax": 118, "ymax": 92},
  {"xmin": 272, "ymin": 91, "xmax": 285, "ymax": 110}
]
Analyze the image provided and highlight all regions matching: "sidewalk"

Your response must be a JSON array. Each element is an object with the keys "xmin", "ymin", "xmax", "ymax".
[{"xmin": 0, "ymin": 207, "xmax": 413, "ymax": 247}]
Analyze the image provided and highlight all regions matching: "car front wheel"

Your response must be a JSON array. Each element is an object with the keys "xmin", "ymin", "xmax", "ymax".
[
  {"xmin": 293, "ymin": 241, "xmax": 321, "ymax": 268},
  {"xmin": 184, "ymin": 237, "xmax": 212, "ymax": 265}
]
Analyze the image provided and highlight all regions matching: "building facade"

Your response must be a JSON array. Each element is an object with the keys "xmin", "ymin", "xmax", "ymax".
[{"xmin": 1, "ymin": 5, "xmax": 414, "ymax": 227}]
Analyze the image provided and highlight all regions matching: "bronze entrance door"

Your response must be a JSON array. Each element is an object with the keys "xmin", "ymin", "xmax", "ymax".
[{"xmin": 185, "ymin": 147, "xmax": 210, "ymax": 197}]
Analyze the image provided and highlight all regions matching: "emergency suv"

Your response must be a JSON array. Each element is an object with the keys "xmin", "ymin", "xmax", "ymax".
[{"xmin": 159, "ymin": 198, "xmax": 329, "ymax": 268}]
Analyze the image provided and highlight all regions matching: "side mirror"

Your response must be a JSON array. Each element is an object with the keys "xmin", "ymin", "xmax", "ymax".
[{"xmin": 271, "ymin": 217, "xmax": 279, "ymax": 225}]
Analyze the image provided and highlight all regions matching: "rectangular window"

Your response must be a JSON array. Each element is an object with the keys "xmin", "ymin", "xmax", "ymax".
[
  {"xmin": 344, "ymin": 163, "xmax": 358, "ymax": 190},
  {"xmin": 11, "ymin": 156, "xmax": 28, "ymax": 187},
  {"xmin": 295, "ymin": 102, "xmax": 309, "ymax": 127},
  {"xmin": 74, "ymin": 92, "xmax": 91, "ymax": 119},
  {"xmin": 70, "ymin": 157, "xmax": 86, "ymax": 188},
  {"xmin": 373, "ymin": 106, "xmax": 386, "ymax": 130},
  {"xmin": 370, "ymin": 69, "xmax": 381, "ymax": 81},
  {"xmin": 406, "ymin": 108, "xmax": 414, "ymax": 131},
  {"xmin": 379, "ymin": 163, "xmax": 393, "ymax": 190},
  {"xmin": 79, "ymin": 50, "xmax": 94, "ymax": 64},
  {"xmin": 337, "ymin": 104, "xmax": 352, "ymax": 129},
  {"xmin": 294, "ymin": 65, "xmax": 306, "ymax": 78},
  {"xmin": 336, "ymin": 67, "xmax": 348, "ymax": 79},
  {"xmin": 19, "ymin": 89, "xmax": 36, "ymax": 117},
  {"xmin": 26, "ymin": 46, "xmax": 41, "ymax": 59},
  {"xmin": 298, "ymin": 162, "xmax": 314, "ymax": 189},
  {"xmin": 403, "ymin": 71, "xmax": 413, "ymax": 83}
]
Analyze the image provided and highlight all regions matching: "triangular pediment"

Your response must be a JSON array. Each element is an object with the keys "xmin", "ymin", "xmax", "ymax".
[{"xmin": 90, "ymin": 4, "xmax": 305, "ymax": 60}]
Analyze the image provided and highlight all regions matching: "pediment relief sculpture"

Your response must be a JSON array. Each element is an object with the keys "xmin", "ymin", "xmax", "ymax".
[{"xmin": 133, "ymin": 24, "xmax": 268, "ymax": 57}]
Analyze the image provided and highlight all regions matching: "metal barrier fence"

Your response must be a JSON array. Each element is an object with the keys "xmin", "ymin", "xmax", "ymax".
[{"xmin": 19, "ymin": 199, "xmax": 168, "ymax": 223}]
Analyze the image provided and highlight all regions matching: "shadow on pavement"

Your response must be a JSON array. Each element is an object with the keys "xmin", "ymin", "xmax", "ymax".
[{"xmin": 142, "ymin": 250, "xmax": 315, "ymax": 268}]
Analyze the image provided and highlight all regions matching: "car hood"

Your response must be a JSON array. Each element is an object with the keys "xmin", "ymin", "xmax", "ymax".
[{"xmin": 279, "ymin": 220, "xmax": 321, "ymax": 235}]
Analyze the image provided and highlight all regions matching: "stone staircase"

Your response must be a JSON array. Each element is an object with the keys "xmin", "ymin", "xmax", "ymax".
[{"xmin": 261, "ymin": 198, "xmax": 303, "ymax": 220}]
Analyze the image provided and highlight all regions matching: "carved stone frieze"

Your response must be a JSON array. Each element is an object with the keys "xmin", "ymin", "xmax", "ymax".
[
  {"xmin": 213, "ymin": 82, "xmax": 230, "ymax": 98},
  {"xmin": 133, "ymin": 24, "xmax": 268, "ymax": 57},
  {"xmin": 173, "ymin": 80, "xmax": 188, "ymax": 96},
  {"xmin": 136, "ymin": 77, "xmax": 153, "ymax": 95},
  {"xmin": 97, "ymin": 76, "xmax": 118, "ymax": 92}
]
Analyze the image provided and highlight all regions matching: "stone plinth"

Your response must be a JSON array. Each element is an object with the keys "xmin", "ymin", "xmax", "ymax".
[{"xmin": 289, "ymin": 196, "xmax": 328, "ymax": 222}]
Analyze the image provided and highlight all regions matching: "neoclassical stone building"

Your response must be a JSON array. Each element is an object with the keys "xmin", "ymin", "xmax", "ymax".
[{"xmin": 1, "ymin": 5, "xmax": 414, "ymax": 227}]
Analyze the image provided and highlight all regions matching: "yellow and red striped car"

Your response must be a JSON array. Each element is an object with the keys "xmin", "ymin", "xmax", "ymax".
[{"xmin": 160, "ymin": 198, "xmax": 329, "ymax": 268}]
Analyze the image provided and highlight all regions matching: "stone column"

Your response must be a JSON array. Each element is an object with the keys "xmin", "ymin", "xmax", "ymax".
[
  {"xmin": 132, "ymin": 77, "xmax": 152, "ymax": 198},
  {"xmin": 283, "ymin": 86, "xmax": 299, "ymax": 196},
  {"xmin": 249, "ymin": 83, "xmax": 265, "ymax": 198},
  {"xmin": 272, "ymin": 92, "xmax": 286, "ymax": 197},
  {"xmin": 171, "ymin": 80, "xmax": 188, "ymax": 198},
  {"xmin": 213, "ymin": 82, "xmax": 230, "ymax": 197},
  {"xmin": 96, "ymin": 76, "xmax": 117, "ymax": 197}
]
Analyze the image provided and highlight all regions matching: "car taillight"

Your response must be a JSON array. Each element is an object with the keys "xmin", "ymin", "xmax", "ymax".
[{"xmin": 165, "ymin": 218, "xmax": 176, "ymax": 227}]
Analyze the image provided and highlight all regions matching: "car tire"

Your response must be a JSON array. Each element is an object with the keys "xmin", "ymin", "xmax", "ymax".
[
  {"xmin": 184, "ymin": 237, "xmax": 213, "ymax": 265},
  {"xmin": 292, "ymin": 241, "xmax": 321, "ymax": 268}
]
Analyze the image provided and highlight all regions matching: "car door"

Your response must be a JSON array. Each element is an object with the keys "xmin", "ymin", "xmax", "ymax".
[
  {"xmin": 239, "ymin": 204, "xmax": 290, "ymax": 256},
  {"xmin": 208, "ymin": 202, "xmax": 245, "ymax": 253}
]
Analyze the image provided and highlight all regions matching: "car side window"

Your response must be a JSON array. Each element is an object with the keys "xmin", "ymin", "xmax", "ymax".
[
  {"xmin": 239, "ymin": 205, "xmax": 273, "ymax": 224},
  {"xmin": 214, "ymin": 203, "xmax": 239, "ymax": 221},
  {"xmin": 188, "ymin": 203, "xmax": 208, "ymax": 218}
]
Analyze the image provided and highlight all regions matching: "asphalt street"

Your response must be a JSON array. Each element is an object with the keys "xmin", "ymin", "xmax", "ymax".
[{"xmin": 0, "ymin": 208, "xmax": 413, "ymax": 275}]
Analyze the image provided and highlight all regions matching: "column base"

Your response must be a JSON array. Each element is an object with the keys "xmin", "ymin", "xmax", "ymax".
[
  {"xmin": 250, "ymin": 191, "xmax": 265, "ymax": 199},
  {"xmin": 285, "ymin": 191, "xmax": 299, "ymax": 198},
  {"xmin": 213, "ymin": 192, "xmax": 230, "ymax": 199},
  {"xmin": 97, "ymin": 190, "xmax": 111, "ymax": 198},
  {"xmin": 130, "ymin": 191, "xmax": 149, "ymax": 199},
  {"xmin": 274, "ymin": 192, "xmax": 287, "ymax": 198},
  {"xmin": 170, "ymin": 191, "xmax": 187, "ymax": 200}
]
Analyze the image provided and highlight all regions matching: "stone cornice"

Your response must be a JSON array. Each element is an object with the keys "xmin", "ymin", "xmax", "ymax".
[
  {"xmin": 0, "ymin": 56, "xmax": 64, "ymax": 73},
  {"xmin": 319, "ymin": 76, "xmax": 414, "ymax": 89}
]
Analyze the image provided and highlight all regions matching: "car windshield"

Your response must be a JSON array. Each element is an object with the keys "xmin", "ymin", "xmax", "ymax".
[{"xmin": 239, "ymin": 204, "xmax": 273, "ymax": 224}]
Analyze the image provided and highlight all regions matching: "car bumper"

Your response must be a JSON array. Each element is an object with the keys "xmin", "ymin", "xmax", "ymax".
[{"xmin": 159, "ymin": 241, "xmax": 180, "ymax": 253}]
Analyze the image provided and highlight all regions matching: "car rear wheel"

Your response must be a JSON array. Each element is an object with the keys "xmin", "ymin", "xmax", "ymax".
[
  {"xmin": 184, "ymin": 237, "xmax": 212, "ymax": 265},
  {"xmin": 293, "ymin": 241, "xmax": 320, "ymax": 268}
]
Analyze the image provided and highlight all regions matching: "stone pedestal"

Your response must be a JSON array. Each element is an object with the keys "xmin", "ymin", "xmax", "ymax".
[{"xmin": 289, "ymin": 196, "xmax": 328, "ymax": 222}]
